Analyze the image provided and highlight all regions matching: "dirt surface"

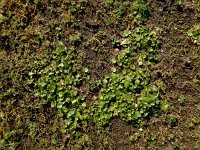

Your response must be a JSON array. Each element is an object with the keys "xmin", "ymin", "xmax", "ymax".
[{"xmin": 0, "ymin": 0, "xmax": 200, "ymax": 149}]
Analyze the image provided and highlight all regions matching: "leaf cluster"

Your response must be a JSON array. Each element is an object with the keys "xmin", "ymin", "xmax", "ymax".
[
  {"xmin": 31, "ymin": 27, "xmax": 162, "ymax": 135},
  {"xmin": 91, "ymin": 27, "xmax": 161, "ymax": 128},
  {"xmin": 187, "ymin": 25, "xmax": 200, "ymax": 42},
  {"xmin": 130, "ymin": 0, "xmax": 151, "ymax": 22},
  {"xmin": 31, "ymin": 44, "xmax": 89, "ymax": 135}
]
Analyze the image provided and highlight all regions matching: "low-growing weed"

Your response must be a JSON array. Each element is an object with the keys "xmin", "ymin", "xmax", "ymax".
[
  {"xmin": 130, "ymin": 0, "xmax": 151, "ymax": 22},
  {"xmin": 178, "ymin": 95, "xmax": 186, "ymax": 105},
  {"xmin": 91, "ymin": 27, "xmax": 162, "ymax": 128},
  {"xmin": 31, "ymin": 44, "xmax": 89, "ymax": 136},
  {"xmin": 187, "ymin": 25, "xmax": 200, "ymax": 43},
  {"xmin": 166, "ymin": 115, "xmax": 178, "ymax": 127},
  {"xmin": 30, "ymin": 27, "xmax": 163, "ymax": 135}
]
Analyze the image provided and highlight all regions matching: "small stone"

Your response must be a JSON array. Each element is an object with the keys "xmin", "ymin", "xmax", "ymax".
[{"xmin": 139, "ymin": 128, "xmax": 143, "ymax": 131}]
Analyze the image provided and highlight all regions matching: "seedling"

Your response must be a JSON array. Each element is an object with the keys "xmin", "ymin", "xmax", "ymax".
[
  {"xmin": 166, "ymin": 115, "xmax": 178, "ymax": 127},
  {"xmin": 178, "ymin": 95, "xmax": 185, "ymax": 104},
  {"xmin": 187, "ymin": 25, "xmax": 200, "ymax": 42},
  {"xmin": 130, "ymin": 0, "xmax": 151, "ymax": 22}
]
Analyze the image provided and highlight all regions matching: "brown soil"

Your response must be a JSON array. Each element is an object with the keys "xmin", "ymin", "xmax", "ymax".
[{"xmin": 0, "ymin": 0, "xmax": 199, "ymax": 149}]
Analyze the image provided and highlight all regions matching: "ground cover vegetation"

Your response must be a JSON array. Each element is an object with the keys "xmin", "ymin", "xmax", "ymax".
[{"xmin": 0, "ymin": 0, "xmax": 200, "ymax": 149}]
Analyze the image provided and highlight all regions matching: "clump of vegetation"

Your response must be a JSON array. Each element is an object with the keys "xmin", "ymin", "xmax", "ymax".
[
  {"xmin": 30, "ymin": 44, "xmax": 89, "ymax": 136},
  {"xmin": 92, "ymin": 27, "xmax": 161, "ymax": 128},
  {"xmin": 130, "ymin": 0, "xmax": 151, "ymax": 22},
  {"xmin": 30, "ymin": 27, "xmax": 162, "ymax": 134},
  {"xmin": 187, "ymin": 25, "xmax": 200, "ymax": 42},
  {"xmin": 166, "ymin": 115, "xmax": 178, "ymax": 128}
]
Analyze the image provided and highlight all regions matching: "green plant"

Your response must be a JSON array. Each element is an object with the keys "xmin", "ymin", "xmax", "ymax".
[
  {"xmin": 130, "ymin": 0, "xmax": 151, "ymax": 22},
  {"xmin": 32, "ymin": 44, "xmax": 89, "ymax": 136},
  {"xmin": 0, "ymin": 129, "xmax": 23, "ymax": 149},
  {"xmin": 106, "ymin": 0, "xmax": 114, "ymax": 7},
  {"xmin": 174, "ymin": 0, "xmax": 183, "ymax": 11},
  {"xmin": 0, "ymin": 14, "xmax": 7, "ymax": 24},
  {"xmin": 175, "ymin": 0, "xmax": 182, "ymax": 6},
  {"xmin": 129, "ymin": 133, "xmax": 140, "ymax": 142},
  {"xmin": 69, "ymin": 33, "xmax": 82, "ymax": 46},
  {"xmin": 91, "ymin": 27, "xmax": 162, "ymax": 128},
  {"xmin": 178, "ymin": 95, "xmax": 185, "ymax": 104},
  {"xmin": 28, "ymin": 122, "xmax": 38, "ymax": 138},
  {"xmin": 187, "ymin": 25, "xmax": 200, "ymax": 42},
  {"xmin": 33, "ymin": 0, "xmax": 39, "ymax": 4},
  {"xmin": 166, "ymin": 115, "xmax": 178, "ymax": 127},
  {"xmin": 160, "ymin": 101, "xmax": 170, "ymax": 113},
  {"xmin": 114, "ymin": 5, "xmax": 127, "ymax": 17},
  {"xmin": 30, "ymin": 26, "xmax": 163, "ymax": 135},
  {"xmin": 148, "ymin": 132, "xmax": 158, "ymax": 144}
]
